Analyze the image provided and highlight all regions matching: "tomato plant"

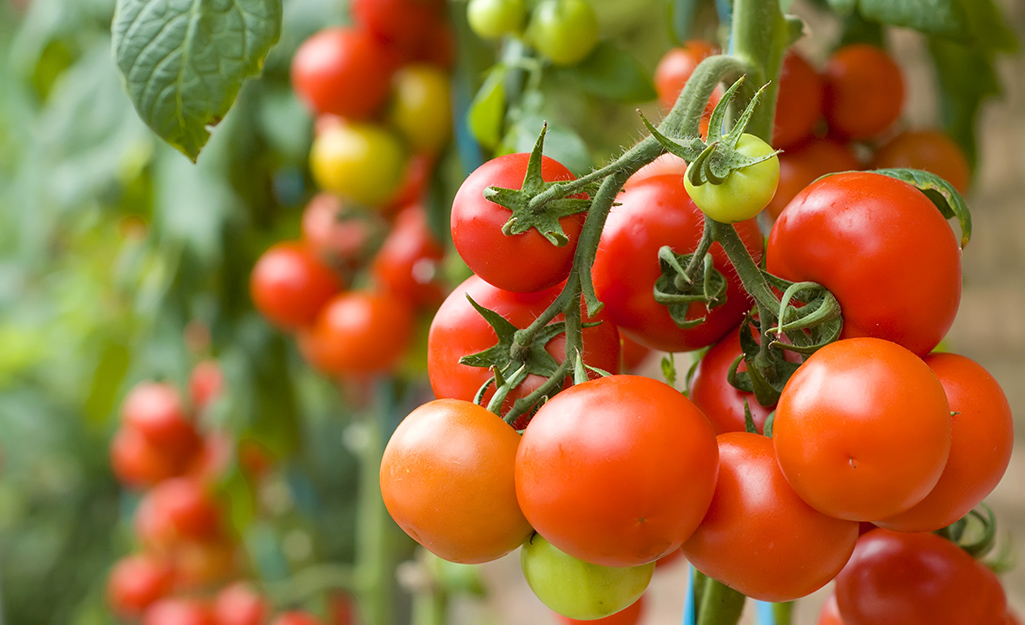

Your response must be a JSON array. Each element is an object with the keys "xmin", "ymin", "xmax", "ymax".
[
  {"xmin": 291, "ymin": 27, "xmax": 396, "ymax": 119},
  {"xmin": 823, "ymin": 44, "xmax": 904, "ymax": 140},
  {"xmin": 685, "ymin": 133, "xmax": 779, "ymax": 223},
  {"xmin": 250, "ymin": 241, "xmax": 342, "ymax": 331},
  {"xmin": 525, "ymin": 0, "xmax": 600, "ymax": 66},
  {"xmin": 689, "ymin": 325, "xmax": 777, "ymax": 434}
]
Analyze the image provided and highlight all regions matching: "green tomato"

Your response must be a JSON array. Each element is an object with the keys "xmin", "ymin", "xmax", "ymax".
[
  {"xmin": 310, "ymin": 123, "xmax": 407, "ymax": 208},
  {"xmin": 520, "ymin": 533, "xmax": 654, "ymax": 620},
  {"xmin": 525, "ymin": 0, "xmax": 600, "ymax": 67},
  {"xmin": 685, "ymin": 133, "xmax": 780, "ymax": 223},
  {"xmin": 467, "ymin": 0, "xmax": 526, "ymax": 40}
]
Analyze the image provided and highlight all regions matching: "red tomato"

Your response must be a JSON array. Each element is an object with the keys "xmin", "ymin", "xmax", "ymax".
[
  {"xmin": 871, "ymin": 129, "xmax": 970, "ymax": 195},
  {"xmin": 556, "ymin": 594, "xmax": 645, "ymax": 625},
  {"xmin": 819, "ymin": 593, "xmax": 844, "ymax": 625},
  {"xmin": 271, "ymin": 612, "xmax": 323, "ymax": 625},
  {"xmin": 450, "ymin": 152, "xmax": 586, "ymax": 293},
  {"xmin": 766, "ymin": 171, "xmax": 962, "ymax": 356},
  {"xmin": 385, "ymin": 152, "xmax": 435, "ymax": 212},
  {"xmin": 110, "ymin": 426, "xmax": 191, "ymax": 488},
  {"xmin": 371, "ymin": 204, "xmax": 447, "ymax": 310},
  {"xmin": 380, "ymin": 399, "xmax": 533, "ymax": 563},
  {"xmin": 835, "ymin": 529, "xmax": 1007, "ymax": 625},
  {"xmin": 300, "ymin": 193, "xmax": 385, "ymax": 272},
  {"xmin": 212, "ymin": 583, "xmax": 268, "ymax": 625},
  {"xmin": 121, "ymin": 382, "xmax": 203, "ymax": 462},
  {"xmin": 188, "ymin": 360, "xmax": 223, "ymax": 413},
  {"xmin": 106, "ymin": 554, "xmax": 175, "ymax": 618},
  {"xmin": 773, "ymin": 338, "xmax": 951, "ymax": 521},
  {"xmin": 427, "ymin": 275, "xmax": 620, "ymax": 415},
  {"xmin": 765, "ymin": 138, "xmax": 860, "ymax": 221},
  {"xmin": 291, "ymin": 27, "xmax": 395, "ymax": 119},
  {"xmin": 250, "ymin": 241, "xmax": 342, "ymax": 331},
  {"xmin": 823, "ymin": 44, "xmax": 904, "ymax": 140},
  {"xmin": 773, "ymin": 50, "xmax": 824, "ymax": 149},
  {"xmin": 350, "ymin": 0, "xmax": 444, "ymax": 58},
  {"xmin": 298, "ymin": 290, "xmax": 414, "ymax": 377},
  {"xmin": 682, "ymin": 432, "xmax": 859, "ymax": 602},
  {"xmin": 654, "ymin": 41, "xmax": 720, "ymax": 112},
  {"xmin": 135, "ymin": 478, "xmax": 222, "ymax": 548},
  {"xmin": 592, "ymin": 174, "xmax": 763, "ymax": 353},
  {"xmin": 619, "ymin": 332, "xmax": 652, "ymax": 372},
  {"xmin": 143, "ymin": 598, "xmax": 215, "ymax": 625},
  {"xmin": 516, "ymin": 375, "xmax": 719, "ymax": 567},
  {"xmin": 876, "ymin": 353, "xmax": 1014, "ymax": 531},
  {"xmin": 171, "ymin": 538, "xmax": 238, "ymax": 589},
  {"xmin": 622, "ymin": 153, "xmax": 687, "ymax": 189}
]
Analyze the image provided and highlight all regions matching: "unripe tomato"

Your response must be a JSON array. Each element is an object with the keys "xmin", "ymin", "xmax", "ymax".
[
  {"xmin": 310, "ymin": 123, "xmax": 408, "ymax": 208},
  {"xmin": 121, "ymin": 382, "xmax": 203, "ymax": 461},
  {"xmin": 654, "ymin": 40, "xmax": 719, "ymax": 112},
  {"xmin": 525, "ymin": 0, "xmax": 600, "ymax": 66},
  {"xmin": 685, "ymin": 133, "xmax": 779, "ymax": 223},
  {"xmin": 773, "ymin": 50, "xmax": 824, "ymax": 149},
  {"xmin": 388, "ymin": 64, "xmax": 452, "ymax": 154},
  {"xmin": 291, "ymin": 27, "xmax": 395, "ymax": 119},
  {"xmin": 250, "ymin": 241, "xmax": 342, "ymax": 331},
  {"xmin": 823, "ymin": 44, "xmax": 904, "ymax": 140},
  {"xmin": 106, "ymin": 554, "xmax": 175, "ymax": 618},
  {"xmin": 143, "ymin": 598, "xmax": 214, "ymax": 625},
  {"xmin": 871, "ymin": 129, "xmax": 970, "ymax": 194},
  {"xmin": 467, "ymin": 0, "xmax": 526, "ymax": 39},
  {"xmin": 135, "ymin": 478, "xmax": 222, "ymax": 548},
  {"xmin": 212, "ymin": 582, "xmax": 269, "ymax": 625}
]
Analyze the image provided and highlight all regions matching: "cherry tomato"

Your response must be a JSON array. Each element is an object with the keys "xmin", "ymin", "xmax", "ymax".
[
  {"xmin": 135, "ymin": 478, "xmax": 222, "ymax": 549},
  {"xmin": 121, "ymin": 382, "xmax": 203, "ymax": 461},
  {"xmin": 682, "ymin": 432, "xmax": 859, "ymax": 601},
  {"xmin": 386, "ymin": 152, "xmax": 436, "ymax": 212},
  {"xmin": 835, "ymin": 529, "xmax": 1007, "ymax": 625},
  {"xmin": 106, "ymin": 554, "xmax": 174, "ymax": 618},
  {"xmin": 818, "ymin": 593, "xmax": 844, "ymax": 625},
  {"xmin": 388, "ymin": 64, "xmax": 452, "ymax": 154},
  {"xmin": 766, "ymin": 171, "xmax": 962, "ymax": 356},
  {"xmin": 271, "ymin": 612, "xmax": 323, "ymax": 625},
  {"xmin": 310, "ymin": 122, "xmax": 408, "ymax": 208},
  {"xmin": 450, "ymin": 152, "xmax": 585, "ymax": 293},
  {"xmin": 188, "ymin": 360, "xmax": 223, "ymax": 413},
  {"xmin": 823, "ymin": 44, "xmax": 904, "ymax": 140},
  {"xmin": 623, "ymin": 153, "xmax": 687, "ymax": 189},
  {"xmin": 110, "ymin": 426, "xmax": 191, "ymax": 488},
  {"xmin": 143, "ymin": 598, "xmax": 214, "ymax": 625},
  {"xmin": 291, "ymin": 27, "xmax": 395, "ymax": 119},
  {"xmin": 876, "ymin": 353, "xmax": 1014, "ymax": 531},
  {"xmin": 371, "ymin": 204, "xmax": 447, "ymax": 310},
  {"xmin": 556, "ymin": 594, "xmax": 644, "ymax": 624},
  {"xmin": 592, "ymin": 174, "xmax": 763, "ymax": 353},
  {"xmin": 765, "ymin": 138, "xmax": 859, "ymax": 221},
  {"xmin": 521, "ymin": 533, "xmax": 653, "ymax": 620},
  {"xmin": 773, "ymin": 50, "xmax": 824, "ymax": 149},
  {"xmin": 380, "ymin": 399, "xmax": 533, "ymax": 563},
  {"xmin": 250, "ymin": 241, "xmax": 342, "ymax": 331},
  {"xmin": 350, "ymin": 0, "xmax": 444, "ymax": 57},
  {"xmin": 654, "ymin": 41, "xmax": 720, "ymax": 112},
  {"xmin": 300, "ymin": 193, "xmax": 386, "ymax": 273},
  {"xmin": 871, "ymin": 129, "xmax": 970, "ymax": 194},
  {"xmin": 212, "ymin": 582, "xmax": 269, "ymax": 625},
  {"xmin": 171, "ymin": 538, "xmax": 238, "ymax": 588},
  {"xmin": 685, "ymin": 133, "xmax": 779, "ymax": 223},
  {"xmin": 516, "ymin": 375, "xmax": 718, "ymax": 566},
  {"xmin": 467, "ymin": 0, "xmax": 526, "ymax": 39},
  {"xmin": 525, "ymin": 0, "xmax": 600, "ymax": 66},
  {"xmin": 774, "ymin": 337, "xmax": 951, "ymax": 521}
]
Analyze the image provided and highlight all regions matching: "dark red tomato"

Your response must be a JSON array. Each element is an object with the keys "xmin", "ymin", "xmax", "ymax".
[
  {"xmin": 819, "ymin": 593, "xmax": 844, "ymax": 625},
  {"xmin": 557, "ymin": 594, "xmax": 645, "ymax": 625},
  {"xmin": 135, "ymin": 478, "xmax": 222, "ymax": 548},
  {"xmin": 835, "ymin": 529, "xmax": 1007, "ymax": 625},
  {"xmin": 654, "ymin": 41, "xmax": 720, "ymax": 112},
  {"xmin": 450, "ymin": 152, "xmax": 585, "ymax": 293},
  {"xmin": 291, "ymin": 27, "xmax": 396, "ymax": 119},
  {"xmin": 110, "ymin": 426, "xmax": 190, "ymax": 488},
  {"xmin": 592, "ymin": 174, "xmax": 763, "ymax": 353},
  {"xmin": 350, "ymin": 0, "xmax": 444, "ymax": 58},
  {"xmin": 823, "ymin": 44, "xmax": 904, "ymax": 140},
  {"xmin": 371, "ymin": 204, "xmax": 447, "ymax": 310},
  {"xmin": 689, "ymin": 326, "xmax": 776, "ymax": 434},
  {"xmin": 271, "ymin": 612, "xmax": 322, "ymax": 625},
  {"xmin": 516, "ymin": 375, "xmax": 719, "ymax": 567},
  {"xmin": 298, "ymin": 290, "xmax": 414, "ymax": 377},
  {"xmin": 773, "ymin": 50, "xmax": 824, "ymax": 149},
  {"xmin": 143, "ymin": 598, "xmax": 215, "ymax": 625},
  {"xmin": 250, "ymin": 241, "xmax": 342, "ymax": 331},
  {"xmin": 682, "ymin": 432, "xmax": 859, "ymax": 602},
  {"xmin": 876, "ymin": 353, "xmax": 1014, "ymax": 532},
  {"xmin": 412, "ymin": 20, "xmax": 456, "ymax": 69},
  {"xmin": 212, "ymin": 582, "xmax": 269, "ymax": 625},
  {"xmin": 871, "ymin": 129, "xmax": 970, "ymax": 195},
  {"xmin": 106, "ymin": 554, "xmax": 174, "ymax": 618},
  {"xmin": 301, "ymin": 193, "xmax": 385, "ymax": 272},
  {"xmin": 188, "ymin": 360, "xmax": 223, "ymax": 413},
  {"xmin": 765, "ymin": 138, "xmax": 859, "ymax": 221},
  {"xmin": 766, "ymin": 171, "xmax": 961, "ymax": 356},
  {"xmin": 328, "ymin": 592, "xmax": 357, "ymax": 625},
  {"xmin": 427, "ymin": 275, "xmax": 620, "ymax": 415},
  {"xmin": 121, "ymin": 382, "xmax": 202, "ymax": 461}
]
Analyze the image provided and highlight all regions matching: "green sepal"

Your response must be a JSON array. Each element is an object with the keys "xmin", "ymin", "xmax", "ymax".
[
  {"xmin": 653, "ymin": 246, "xmax": 728, "ymax": 330},
  {"xmin": 639, "ymin": 112, "xmax": 706, "ymax": 163},
  {"xmin": 763, "ymin": 411, "xmax": 775, "ymax": 438},
  {"xmin": 469, "ymin": 64, "xmax": 509, "ymax": 150},
  {"xmin": 661, "ymin": 353, "xmax": 678, "ymax": 388},
  {"xmin": 742, "ymin": 399, "xmax": 758, "ymax": 434},
  {"xmin": 688, "ymin": 81, "xmax": 780, "ymax": 186},
  {"xmin": 728, "ymin": 316, "xmax": 801, "ymax": 409},
  {"xmin": 871, "ymin": 167, "xmax": 972, "ymax": 249}
]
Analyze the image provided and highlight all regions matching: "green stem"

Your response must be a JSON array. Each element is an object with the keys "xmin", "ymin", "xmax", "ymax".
[
  {"xmin": 707, "ymin": 220, "xmax": 779, "ymax": 314},
  {"xmin": 695, "ymin": 572, "xmax": 746, "ymax": 625},
  {"xmin": 774, "ymin": 602, "xmax": 795, "ymax": 625},
  {"xmin": 263, "ymin": 564, "xmax": 358, "ymax": 607},
  {"xmin": 502, "ymin": 357, "xmax": 572, "ymax": 425},
  {"xmin": 728, "ymin": 0, "xmax": 789, "ymax": 142},
  {"xmin": 411, "ymin": 586, "xmax": 448, "ymax": 625}
]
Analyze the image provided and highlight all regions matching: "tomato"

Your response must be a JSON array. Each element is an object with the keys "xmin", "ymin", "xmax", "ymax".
[
  {"xmin": 773, "ymin": 338, "xmax": 951, "ymax": 521},
  {"xmin": 773, "ymin": 50, "xmax": 824, "ymax": 149},
  {"xmin": 310, "ymin": 122, "xmax": 408, "ymax": 208},
  {"xmin": 371, "ymin": 205, "xmax": 446, "ymax": 310},
  {"xmin": 451, "ymin": 152, "xmax": 585, "ymax": 293},
  {"xmin": 521, "ymin": 533, "xmax": 653, "ymax": 620},
  {"xmin": 388, "ymin": 64, "xmax": 452, "ymax": 154},
  {"xmin": 110, "ymin": 426, "xmax": 191, "ymax": 487},
  {"xmin": 766, "ymin": 171, "xmax": 962, "ymax": 356},
  {"xmin": 618, "ymin": 332, "xmax": 652, "ymax": 372},
  {"xmin": 143, "ymin": 598, "xmax": 214, "ymax": 625},
  {"xmin": 427, "ymin": 275, "xmax": 620, "ymax": 416},
  {"xmin": 623, "ymin": 153, "xmax": 687, "ymax": 189},
  {"xmin": 121, "ymin": 382, "xmax": 203, "ymax": 461},
  {"xmin": 380, "ymin": 399, "xmax": 533, "ymax": 563},
  {"xmin": 188, "ymin": 360, "xmax": 223, "ymax": 413},
  {"xmin": 525, "ymin": 0, "xmax": 600, "ymax": 66},
  {"xmin": 654, "ymin": 40, "xmax": 720, "ymax": 112},
  {"xmin": 135, "ymin": 478, "xmax": 222, "ymax": 548},
  {"xmin": 516, "ymin": 375, "xmax": 718, "ymax": 566},
  {"xmin": 328, "ymin": 592, "xmax": 357, "ymax": 625},
  {"xmin": 685, "ymin": 133, "xmax": 779, "ymax": 223},
  {"xmin": 557, "ymin": 594, "xmax": 644, "ymax": 624},
  {"xmin": 876, "ymin": 353, "xmax": 1014, "ymax": 532},
  {"xmin": 592, "ymin": 174, "xmax": 763, "ymax": 353},
  {"xmin": 682, "ymin": 432, "xmax": 858, "ymax": 601},
  {"xmin": 871, "ymin": 129, "xmax": 970, "ymax": 194},
  {"xmin": 819, "ymin": 593, "xmax": 844, "ymax": 625},
  {"xmin": 271, "ymin": 612, "xmax": 323, "ymax": 625},
  {"xmin": 300, "ymin": 193, "xmax": 386, "ymax": 272},
  {"xmin": 835, "ymin": 529, "xmax": 1007, "ymax": 625},
  {"xmin": 106, "ymin": 554, "xmax": 174, "ymax": 618},
  {"xmin": 765, "ymin": 138, "xmax": 859, "ymax": 221},
  {"xmin": 250, "ymin": 241, "xmax": 342, "ymax": 330},
  {"xmin": 171, "ymin": 538, "xmax": 238, "ymax": 588},
  {"xmin": 823, "ymin": 44, "xmax": 904, "ymax": 140},
  {"xmin": 411, "ymin": 21, "xmax": 456, "ymax": 69},
  {"xmin": 212, "ymin": 582, "xmax": 269, "ymax": 625},
  {"xmin": 291, "ymin": 27, "xmax": 395, "ymax": 119},
  {"xmin": 298, "ymin": 290, "xmax": 414, "ymax": 377},
  {"xmin": 386, "ymin": 152, "xmax": 435, "ymax": 212},
  {"xmin": 350, "ymin": 0, "xmax": 444, "ymax": 57},
  {"xmin": 467, "ymin": 0, "xmax": 526, "ymax": 39}
]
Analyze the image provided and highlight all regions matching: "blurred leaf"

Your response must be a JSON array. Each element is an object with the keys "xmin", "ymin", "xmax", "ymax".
[
  {"xmin": 502, "ymin": 115, "xmax": 593, "ymax": 176},
  {"xmin": 957, "ymin": 0, "xmax": 1017, "ymax": 53},
  {"xmin": 82, "ymin": 339, "xmax": 131, "ymax": 425},
  {"xmin": 668, "ymin": 0, "xmax": 704, "ymax": 45},
  {"xmin": 468, "ymin": 64, "xmax": 508, "ymax": 150},
  {"xmin": 846, "ymin": 0, "xmax": 968, "ymax": 40},
  {"xmin": 548, "ymin": 42, "xmax": 657, "ymax": 103}
]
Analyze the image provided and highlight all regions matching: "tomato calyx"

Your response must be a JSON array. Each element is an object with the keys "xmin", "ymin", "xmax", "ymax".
[
  {"xmin": 868, "ymin": 168, "xmax": 973, "ymax": 249},
  {"xmin": 653, "ymin": 243, "xmax": 729, "ymax": 330},
  {"xmin": 937, "ymin": 503, "xmax": 1009, "ymax": 567}
]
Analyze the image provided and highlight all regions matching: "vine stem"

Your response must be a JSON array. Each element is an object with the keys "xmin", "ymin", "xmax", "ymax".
[{"xmin": 695, "ymin": 572, "xmax": 746, "ymax": 625}]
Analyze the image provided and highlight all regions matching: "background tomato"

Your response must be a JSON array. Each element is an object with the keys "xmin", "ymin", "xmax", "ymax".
[
  {"xmin": 310, "ymin": 123, "xmax": 408, "ymax": 208},
  {"xmin": 871, "ymin": 129, "xmax": 970, "ymax": 194},
  {"xmin": 773, "ymin": 50, "xmax": 824, "ymax": 149},
  {"xmin": 135, "ymin": 478, "xmax": 222, "ymax": 549},
  {"xmin": 525, "ymin": 0, "xmax": 600, "ymax": 66},
  {"xmin": 371, "ymin": 204, "xmax": 447, "ymax": 310},
  {"xmin": 467, "ymin": 0, "xmax": 526, "ymax": 39},
  {"xmin": 685, "ymin": 133, "xmax": 779, "ymax": 223},
  {"xmin": 212, "ymin": 582, "xmax": 269, "ymax": 625},
  {"xmin": 350, "ymin": 0, "xmax": 444, "ymax": 57},
  {"xmin": 764, "ymin": 138, "xmax": 860, "ymax": 221},
  {"xmin": 823, "ymin": 44, "xmax": 904, "ymax": 140},
  {"xmin": 250, "ymin": 241, "xmax": 342, "ymax": 331},
  {"xmin": 291, "ymin": 28, "xmax": 395, "ymax": 119},
  {"xmin": 818, "ymin": 594, "xmax": 844, "ymax": 625},
  {"xmin": 654, "ymin": 40, "xmax": 719, "ymax": 112},
  {"xmin": 300, "ymin": 193, "xmax": 386, "ymax": 272},
  {"xmin": 271, "ymin": 612, "xmax": 323, "ymax": 625},
  {"xmin": 143, "ymin": 598, "xmax": 214, "ymax": 625},
  {"xmin": 388, "ymin": 64, "xmax": 452, "ymax": 153},
  {"xmin": 106, "ymin": 555, "xmax": 174, "ymax": 618},
  {"xmin": 110, "ymin": 426, "xmax": 193, "ymax": 488}
]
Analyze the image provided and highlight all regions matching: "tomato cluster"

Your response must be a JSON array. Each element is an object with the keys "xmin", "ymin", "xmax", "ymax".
[{"xmin": 467, "ymin": 0, "xmax": 600, "ymax": 66}]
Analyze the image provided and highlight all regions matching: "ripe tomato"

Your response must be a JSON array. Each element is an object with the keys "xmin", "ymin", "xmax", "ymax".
[
  {"xmin": 516, "ymin": 375, "xmax": 718, "ymax": 566},
  {"xmin": 773, "ymin": 50, "xmax": 824, "ymax": 149},
  {"xmin": 380, "ymin": 399, "xmax": 533, "ymax": 563},
  {"xmin": 773, "ymin": 338, "xmax": 951, "ymax": 521},
  {"xmin": 818, "ymin": 593, "xmax": 844, "ymax": 625},
  {"xmin": 350, "ymin": 0, "xmax": 444, "ymax": 57},
  {"xmin": 310, "ymin": 122, "xmax": 408, "ymax": 208},
  {"xmin": 427, "ymin": 275, "xmax": 620, "ymax": 415},
  {"xmin": 592, "ymin": 174, "xmax": 763, "ymax": 353},
  {"xmin": 764, "ymin": 138, "xmax": 859, "ymax": 221},
  {"xmin": 371, "ymin": 204, "xmax": 447, "ymax": 310},
  {"xmin": 766, "ymin": 171, "xmax": 962, "ymax": 356},
  {"xmin": 876, "ymin": 353, "xmax": 1014, "ymax": 532},
  {"xmin": 388, "ymin": 64, "xmax": 452, "ymax": 154},
  {"xmin": 250, "ymin": 241, "xmax": 342, "ymax": 331},
  {"xmin": 110, "ymin": 426, "xmax": 191, "ymax": 487},
  {"xmin": 291, "ymin": 27, "xmax": 395, "ymax": 119},
  {"xmin": 525, "ymin": 0, "xmax": 600, "ymax": 66},
  {"xmin": 618, "ymin": 332, "xmax": 652, "ymax": 372},
  {"xmin": 835, "ymin": 529, "xmax": 1007, "ymax": 625},
  {"xmin": 143, "ymin": 598, "xmax": 215, "ymax": 625},
  {"xmin": 685, "ymin": 133, "xmax": 779, "ymax": 223},
  {"xmin": 121, "ymin": 382, "xmax": 202, "ymax": 461},
  {"xmin": 521, "ymin": 533, "xmax": 653, "ymax": 620},
  {"xmin": 300, "ymin": 193, "xmax": 386, "ymax": 272},
  {"xmin": 171, "ymin": 538, "xmax": 238, "ymax": 588},
  {"xmin": 623, "ymin": 153, "xmax": 687, "ymax": 189},
  {"xmin": 467, "ymin": 0, "xmax": 526, "ymax": 39},
  {"xmin": 188, "ymin": 360, "xmax": 223, "ymax": 413},
  {"xmin": 556, "ymin": 594, "xmax": 644, "ymax": 624},
  {"xmin": 654, "ymin": 40, "xmax": 720, "ymax": 112},
  {"xmin": 682, "ymin": 432, "xmax": 859, "ymax": 602},
  {"xmin": 450, "ymin": 152, "xmax": 585, "ymax": 293},
  {"xmin": 212, "ymin": 582, "xmax": 269, "ymax": 625},
  {"xmin": 106, "ymin": 554, "xmax": 174, "ymax": 618},
  {"xmin": 271, "ymin": 612, "xmax": 322, "ymax": 625},
  {"xmin": 298, "ymin": 290, "xmax": 414, "ymax": 377},
  {"xmin": 871, "ymin": 129, "xmax": 970, "ymax": 194},
  {"xmin": 823, "ymin": 44, "xmax": 904, "ymax": 140},
  {"xmin": 135, "ymin": 478, "xmax": 222, "ymax": 549}
]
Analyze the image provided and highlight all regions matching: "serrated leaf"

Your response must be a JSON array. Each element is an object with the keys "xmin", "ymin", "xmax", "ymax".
[
  {"xmin": 854, "ymin": 0, "xmax": 969, "ymax": 40},
  {"xmin": 111, "ymin": 0, "xmax": 282, "ymax": 161},
  {"xmin": 873, "ymin": 167, "xmax": 972, "ymax": 248},
  {"xmin": 468, "ymin": 65, "xmax": 507, "ymax": 150},
  {"xmin": 548, "ymin": 41, "xmax": 657, "ymax": 103}
]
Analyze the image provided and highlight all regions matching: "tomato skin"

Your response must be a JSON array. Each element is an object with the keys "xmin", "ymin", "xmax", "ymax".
[
  {"xmin": 818, "ymin": 594, "xmax": 844, "ymax": 625},
  {"xmin": 134, "ymin": 478, "xmax": 223, "ymax": 548},
  {"xmin": 623, "ymin": 153, "xmax": 687, "ymax": 189},
  {"xmin": 774, "ymin": 338, "xmax": 951, "ymax": 521},
  {"xmin": 143, "ymin": 598, "xmax": 215, "ymax": 625},
  {"xmin": 525, "ymin": 0, "xmax": 600, "ymax": 66},
  {"xmin": 271, "ymin": 612, "xmax": 323, "ymax": 625},
  {"xmin": 250, "ymin": 241, "xmax": 342, "ymax": 331},
  {"xmin": 212, "ymin": 582, "xmax": 269, "ymax": 625},
  {"xmin": 592, "ymin": 174, "xmax": 763, "ymax": 353},
  {"xmin": 876, "ymin": 353, "xmax": 1014, "ymax": 532},
  {"xmin": 467, "ymin": 0, "xmax": 526, "ymax": 39},
  {"xmin": 188, "ymin": 360, "xmax": 223, "ymax": 413},
  {"xmin": 766, "ymin": 171, "xmax": 961, "ymax": 356},
  {"xmin": 291, "ymin": 28, "xmax": 395, "ymax": 119},
  {"xmin": 689, "ymin": 326, "xmax": 776, "ymax": 434},
  {"xmin": 301, "ymin": 193, "xmax": 386, "ymax": 272},
  {"xmin": 685, "ymin": 133, "xmax": 779, "ymax": 223},
  {"xmin": 823, "ymin": 44, "xmax": 904, "ymax": 140},
  {"xmin": 350, "ymin": 0, "xmax": 444, "ymax": 57},
  {"xmin": 110, "ymin": 426, "xmax": 192, "ymax": 488},
  {"xmin": 682, "ymin": 432, "xmax": 859, "ymax": 602},
  {"xmin": 388, "ymin": 64, "xmax": 452, "ymax": 154},
  {"xmin": 451, "ymin": 152, "xmax": 585, "ymax": 294},
  {"xmin": 380, "ymin": 399, "xmax": 533, "ymax": 564},
  {"xmin": 835, "ymin": 529, "xmax": 1007, "ymax": 625},
  {"xmin": 106, "ymin": 554, "xmax": 175, "ymax": 618},
  {"xmin": 371, "ymin": 204, "xmax": 447, "ymax": 310},
  {"xmin": 773, "ymin": 51, "xmax": 824, "ymax": 149},
  {"xmin": 556, "ymin": 594, "xmax": 644, "ymax": 625},
  {"xmin": 516, "ymin": 375, "xmax": 719, "ymax": 567},
  {"xmin": 765, "ymin": 138, "xmax": 859, "ymax": 221},
  {"xmin": 654, "ymin": 41, "xmax": 719, "ymax": 112},
  {"xmin": 521, "ymin": 534, "xmax": 653, "ymax": 620},
  {"xmin": 871, "ymin": 129, "xmax": 970, "ymax": 194},
  {"xmin": 310, "ymin": 123, "xmax": 408, "ymax": 208}
]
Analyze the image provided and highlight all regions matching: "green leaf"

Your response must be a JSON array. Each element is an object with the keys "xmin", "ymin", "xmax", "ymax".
[
  {"xmin": 111, "ymin": 0, "xmax": 283, "ymax": 161},
  {"xmin": 872, "ymin": 167, "xmax": 972, "ymax": 248},
  {"xmin": 957, "ymin": 0, "xmax": 1017, "ymax": 53},
  {"xmin": 548, "ymin": 41, "xmax": 657, "ymax": 103},
  {"xmin": 668, "ymin": 0, "xmax": 704, "ymax": 45},
  {"xmin": 468, "ymin": 64, "xmax": 508, "ymax": 150},
  {"xmin": 852, "ymin": 0, "xmax": 969, "ymax": 40}
]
